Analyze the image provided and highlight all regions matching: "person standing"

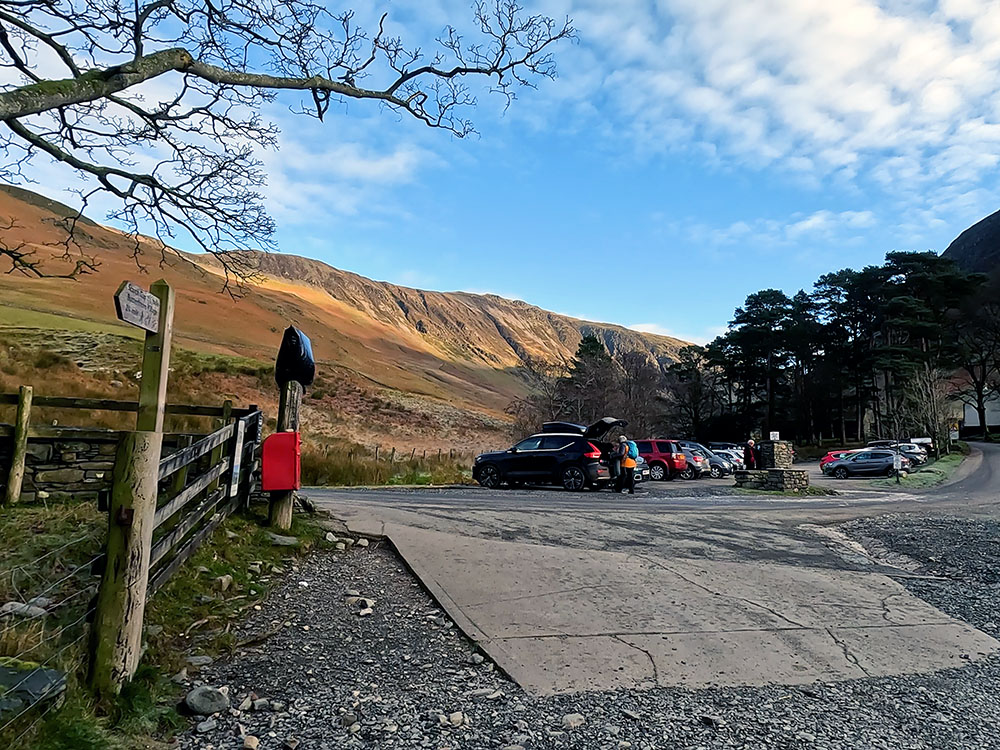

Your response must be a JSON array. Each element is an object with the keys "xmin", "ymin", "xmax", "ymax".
[
  {"xmin": 617, "ymin": 435, "xmax": 636, "ymax": 494},
  {"xmin": 743, "ymin": 439, "xmax": 758, "ymax": 469}
]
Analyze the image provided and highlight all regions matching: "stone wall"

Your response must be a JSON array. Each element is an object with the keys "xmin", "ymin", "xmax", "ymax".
[
  {"xmin": 760, "ymin": 441, "xmax": 794, "ymax": 469},
  {"xmin": 1, "ymin": 429, "xmax": 202, "ymax": 503},
  {"xmin": 0, "ymin": 431, "xmax": 120, "ymax": 503},
  {"xmin": 734, "ymin": 468, "xmax": 810, "ymax": 492}
]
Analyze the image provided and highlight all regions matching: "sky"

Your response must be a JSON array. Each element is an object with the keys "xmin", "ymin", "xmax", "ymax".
[{"xmin": 19, "ymin": 0, "xmax": 1000, "ymax": 345}]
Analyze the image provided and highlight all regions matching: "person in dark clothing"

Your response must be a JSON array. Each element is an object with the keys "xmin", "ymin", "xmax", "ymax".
[{"xmin": 743, "ymin": 439, "xmax": 758, "ymax": 469}]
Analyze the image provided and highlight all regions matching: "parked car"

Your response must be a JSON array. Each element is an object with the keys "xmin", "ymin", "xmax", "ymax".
[
  {"xmin": 866, "ymin": 439, "xmax": 896, "ymax": 448},
  {"xmin": 691, "ymin": 447, "xmax": 733, "ymax": 478},
  {"xmin": 711, "ymin": 447, "xmax": 744, "ymax": 469},
  {"xmin": 708, "ymin": 442, "xmax": 742, "ymax": 453},
  {"xmin": 677, "ymin": 441, "xmax": 733, "ymax": 479},
  {"xmin": 820, "ymin": 449, "xmax": 862, "ymax": 470},
  {"xmin": 682, "ymin": 451, "xmax": 711, "ymax": 479},
  {"xmin": 635, "ymin": 440, "xmax": 688, "ymax": 481},
  {"xmin": 822, "ymin": 449, "xmax": 911, "ymax": 479},
  {"xmin": 473, "ymin": 417, "xmax": 626, "ymax": 491},
  {"xmin": 633, "ymin": 455, "xmax": 651, "ymax": 484}
]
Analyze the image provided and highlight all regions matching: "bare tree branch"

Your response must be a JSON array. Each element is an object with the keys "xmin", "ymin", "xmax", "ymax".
[{"xmin": 0, "ymin": 0, "xmax": 573, "ymax": 283}]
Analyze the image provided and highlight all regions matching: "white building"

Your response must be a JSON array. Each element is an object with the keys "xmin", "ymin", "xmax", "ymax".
[{"xmin": 964, "ymin": 394, "xmax": 1000, "ymax": 430}]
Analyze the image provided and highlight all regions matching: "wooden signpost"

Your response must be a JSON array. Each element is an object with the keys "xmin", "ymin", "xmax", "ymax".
[
  {"xmin": 114, "ymin": 281, "xmax": 162, "ymax": 334},
  {"xmin": 92, "ymin": 279, "xmax": 174, "ymax": 697}
]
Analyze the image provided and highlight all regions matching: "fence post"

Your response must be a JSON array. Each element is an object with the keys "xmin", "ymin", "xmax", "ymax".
[
  {"xmin": 207, "ymin": 400, "xmax": 233, "ymax": 496},
  {"xmin": 3, "ymin": 385, "xmax": 32, "ymax": 508},
  {"xmin": 375, "ymin": 445, "xmax": 380, "ymax": 462},
  {"xmin": 390, "ymin": 447, "xmax": 395, "ymax": 463},
  {"xmin": 135, "ymin": 280, "xmax": 175, "ymax": 433},
  {"xmin": 410, "ymin": 447, "xmax": 416, "ymax": 460},
  {"xmin": 90, "ymin": 430, "xmax": 162, "ymax": 698},
  {"xmin": 268, "ymin": 381, "xmax": 301, "ymax": 530}
]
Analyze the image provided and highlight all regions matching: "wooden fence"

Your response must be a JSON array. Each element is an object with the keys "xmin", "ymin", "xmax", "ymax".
[
  {"xmin": 148, "ymin": 409, "xmax": 263, "ymax": 594},
  {"xmin": 90, "ymin": 407, "xmax": 263, "ymax": 695}
]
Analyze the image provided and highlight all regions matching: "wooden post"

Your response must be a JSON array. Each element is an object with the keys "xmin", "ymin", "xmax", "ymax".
[
  {"xmin": 207, "ymin": 400, "xmax": 232, "ymax": 495},
  {"xmin": 410, "ymin": 447, "xmax": 416, "ymax": 460},
  {"xmin": 90, "ymin": 431, "xmax": 162, "ymax": 697},
  {"xmin": 390, "ymin": 446, "xmax": 395, "ymax": 463},
  {"xmin": 135, "ymin": 280, "xmax": 175, "ymax": 433},
  {"xmin": 267, "ymin": 381, "xmax": 301, "ymax": 530},
  {"xmin": 3, "ymin": 385, "xmax": 32, "ymax": 507},
  {"xmin": 375, "ymin": 445, "xmax": 380, "ymax": 462}
]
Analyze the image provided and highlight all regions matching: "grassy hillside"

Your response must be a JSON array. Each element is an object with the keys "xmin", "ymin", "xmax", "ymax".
[{"xmin": 0, "ymin": 183, "xmax": 687, "ymax": 448}]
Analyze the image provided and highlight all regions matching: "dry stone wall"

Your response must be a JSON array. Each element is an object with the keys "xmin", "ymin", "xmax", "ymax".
[
  {"xmin": 0, "ymin": 432, "xmax": 120, "ymax": 503},
  {"xmin": 734, "ymin": 468, "xmax": 810, "ymax": 492}
]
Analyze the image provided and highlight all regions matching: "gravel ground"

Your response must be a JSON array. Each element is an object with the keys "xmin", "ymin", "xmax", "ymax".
[{"xmin": 179, "ymin": 528, "xmax": 1000, "ymax": 750}]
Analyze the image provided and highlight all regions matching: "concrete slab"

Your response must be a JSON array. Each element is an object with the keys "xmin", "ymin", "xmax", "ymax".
[{"xmin": 382, "ymin": 524, "xmax": 999, "ymax": 695}]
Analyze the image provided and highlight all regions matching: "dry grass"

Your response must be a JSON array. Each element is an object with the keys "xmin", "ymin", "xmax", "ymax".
[{"xmin": 300, "ymin": 442, "xmax": 471, "ymax": 486}]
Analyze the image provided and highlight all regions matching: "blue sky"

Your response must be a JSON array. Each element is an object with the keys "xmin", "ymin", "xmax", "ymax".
[{"xmin": 25, "ymin": 0, "xmax": 1000, "ymax": 344}]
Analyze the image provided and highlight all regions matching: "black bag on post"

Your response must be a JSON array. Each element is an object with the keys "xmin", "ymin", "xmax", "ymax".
[{"xmin": 274, "ymin": 326, "xmax": 315, "ymax": 387}]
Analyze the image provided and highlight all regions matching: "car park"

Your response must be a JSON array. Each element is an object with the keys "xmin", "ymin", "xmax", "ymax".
[
  {"xmin": 473, "ymin": 417, "xmax": 626, "ymax": 491},
  {"xmin": 635, "ymin": 440, "xmax": 688, "ymax": 480},
  {"xmin": 822, "ymin": 449, "xmax": 911, "ymax": 479}
]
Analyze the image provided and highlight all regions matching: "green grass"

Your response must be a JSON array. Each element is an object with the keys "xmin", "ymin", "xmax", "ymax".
[
  {"xmin": 3, "ymin": 503, "xmax": 330, "ymax": 749},
  {"xmin": 0, "ymin": 305, "xmax": 140, "ymax": 338},
  {"xmin": 870, "ymin": 450, "xmax": 966, "ymax": 488}
]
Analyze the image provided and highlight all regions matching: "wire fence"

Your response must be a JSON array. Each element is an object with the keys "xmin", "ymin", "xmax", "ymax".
[{"xmin": 0, "ymin": 523, "xmax": 104, "ymax": 744}]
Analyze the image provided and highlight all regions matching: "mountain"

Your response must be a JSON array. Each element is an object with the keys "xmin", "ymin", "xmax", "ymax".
[
  {"xmin": 0, "ymin": 184, "xmax": 688, "ymax": 446},
  {"xmin": 942, "ymin": 208, "xmax": 1000, "ymax": 275}
]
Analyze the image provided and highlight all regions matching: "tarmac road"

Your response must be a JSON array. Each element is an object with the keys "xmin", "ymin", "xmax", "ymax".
[{"xmin": 310, "ymin": 442, "xmax": 1000, "ymax": 695}]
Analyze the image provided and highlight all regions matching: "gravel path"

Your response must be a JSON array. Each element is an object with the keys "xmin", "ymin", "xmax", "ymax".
[{"xmin": 179, "ymin": 530, "xmax": 1000, "ymax": 750}]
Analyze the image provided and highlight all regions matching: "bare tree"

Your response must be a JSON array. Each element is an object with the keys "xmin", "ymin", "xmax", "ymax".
[{"xmin": 0, "ymin": 1, "xmax": 572, "ymax": 283}]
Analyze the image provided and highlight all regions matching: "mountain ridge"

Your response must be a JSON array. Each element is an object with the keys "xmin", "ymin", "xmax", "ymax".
[{"xmin": 0, "ymin": 183, "xmax": 687, "ymax": 446}]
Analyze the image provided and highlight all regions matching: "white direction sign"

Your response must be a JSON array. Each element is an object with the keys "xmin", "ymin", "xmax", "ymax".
[
  {"xmin": 114, "ymin": 281, "xmax": 160, "ymax": 333},
  {"xmin": 769, "ymin": 431, "xmax": 780, "ymax": 441}
]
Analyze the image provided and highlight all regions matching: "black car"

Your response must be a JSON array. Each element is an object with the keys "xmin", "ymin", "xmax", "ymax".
[
  {"xmin": 823, "ymin": 449, "xmax": 911, "ymax": 479},
  {"xmin": 473, "ymin": 417, "xmax": 626, "ymax": 491}
]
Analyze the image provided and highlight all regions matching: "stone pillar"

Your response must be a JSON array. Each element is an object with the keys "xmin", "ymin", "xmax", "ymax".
[{"xmin": 760, "ymin": 440, "xmax": 793, "ymax": 469}]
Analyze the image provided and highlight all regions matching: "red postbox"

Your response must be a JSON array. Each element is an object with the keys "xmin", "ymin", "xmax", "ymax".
[{"xmin": 262, "ymin": 431, "xmax": 301, "ymax": 491}]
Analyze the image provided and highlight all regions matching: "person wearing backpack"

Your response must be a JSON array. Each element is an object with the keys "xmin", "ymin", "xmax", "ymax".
[{"xmin": 617, "ymin": 435, "xmax": 637, "ymax": 494}]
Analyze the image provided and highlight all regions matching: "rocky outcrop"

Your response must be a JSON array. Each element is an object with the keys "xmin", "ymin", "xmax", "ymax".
[{"xmin": 942, "ymin": 208, "xmax": 1000, "ymax": 275}]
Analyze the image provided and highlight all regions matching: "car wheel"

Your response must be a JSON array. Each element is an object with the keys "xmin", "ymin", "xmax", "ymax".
[
  {"xmin": 834, "ymin": 467, "xmax": 849, "ymax": 480},
  {"xmin": 680, "ymin": 467, "xmax": 695, "ymax": 480},
  {"xmin": 562, "ymin": 465, "xmax": 586, "ymax": 491},
  {"xmin": 478, "ymin": 464, "xmax": 501, "ymax": 489},
  {"xmin": 649, "ymin": 463, "xmax": 666, "ymax": 481},
  {"xmin": 710, "ymin": 466, "xmax": 723, "ymax": 479}
]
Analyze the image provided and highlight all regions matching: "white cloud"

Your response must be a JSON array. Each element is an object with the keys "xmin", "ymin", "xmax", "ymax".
[
  {"xmin": 536, "ymin": 0, "xmax": 1000, "ymax": 206},
  {"xmin": 669, "ymin": 208, "xmax": 879, "ymax": 249}
]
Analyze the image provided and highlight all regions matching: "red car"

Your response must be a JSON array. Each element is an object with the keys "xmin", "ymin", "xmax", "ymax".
[
  {"xmin": 635, "ymin": 440, "xmax": 688, "ymax": 481},
  {"xmin": 820, "ymin": 449, "xmax": 861, "ymax": 470}
]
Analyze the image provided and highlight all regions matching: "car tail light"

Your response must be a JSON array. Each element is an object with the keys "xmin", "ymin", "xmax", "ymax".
[
  {"xmin": 673, "ymin": 453, "xmax": 684, "ymax": 460},
  {"xmin": 583, "ymin": 442, "xmax": 601, "ymax": 459}
]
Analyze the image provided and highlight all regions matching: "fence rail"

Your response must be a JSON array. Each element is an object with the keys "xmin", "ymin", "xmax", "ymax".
[
  {"xmin": 147, "ymin": 410, "xmax": 261, "ymax": 596},
  {"xmin": 0, "ymin": 393, "xmax": 257, "ymax": 419}
]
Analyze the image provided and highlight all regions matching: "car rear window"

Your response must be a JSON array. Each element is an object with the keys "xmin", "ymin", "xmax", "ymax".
[{"xmin": 656, "ymin": 441, "xmax": 675, "ymax": 453}]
